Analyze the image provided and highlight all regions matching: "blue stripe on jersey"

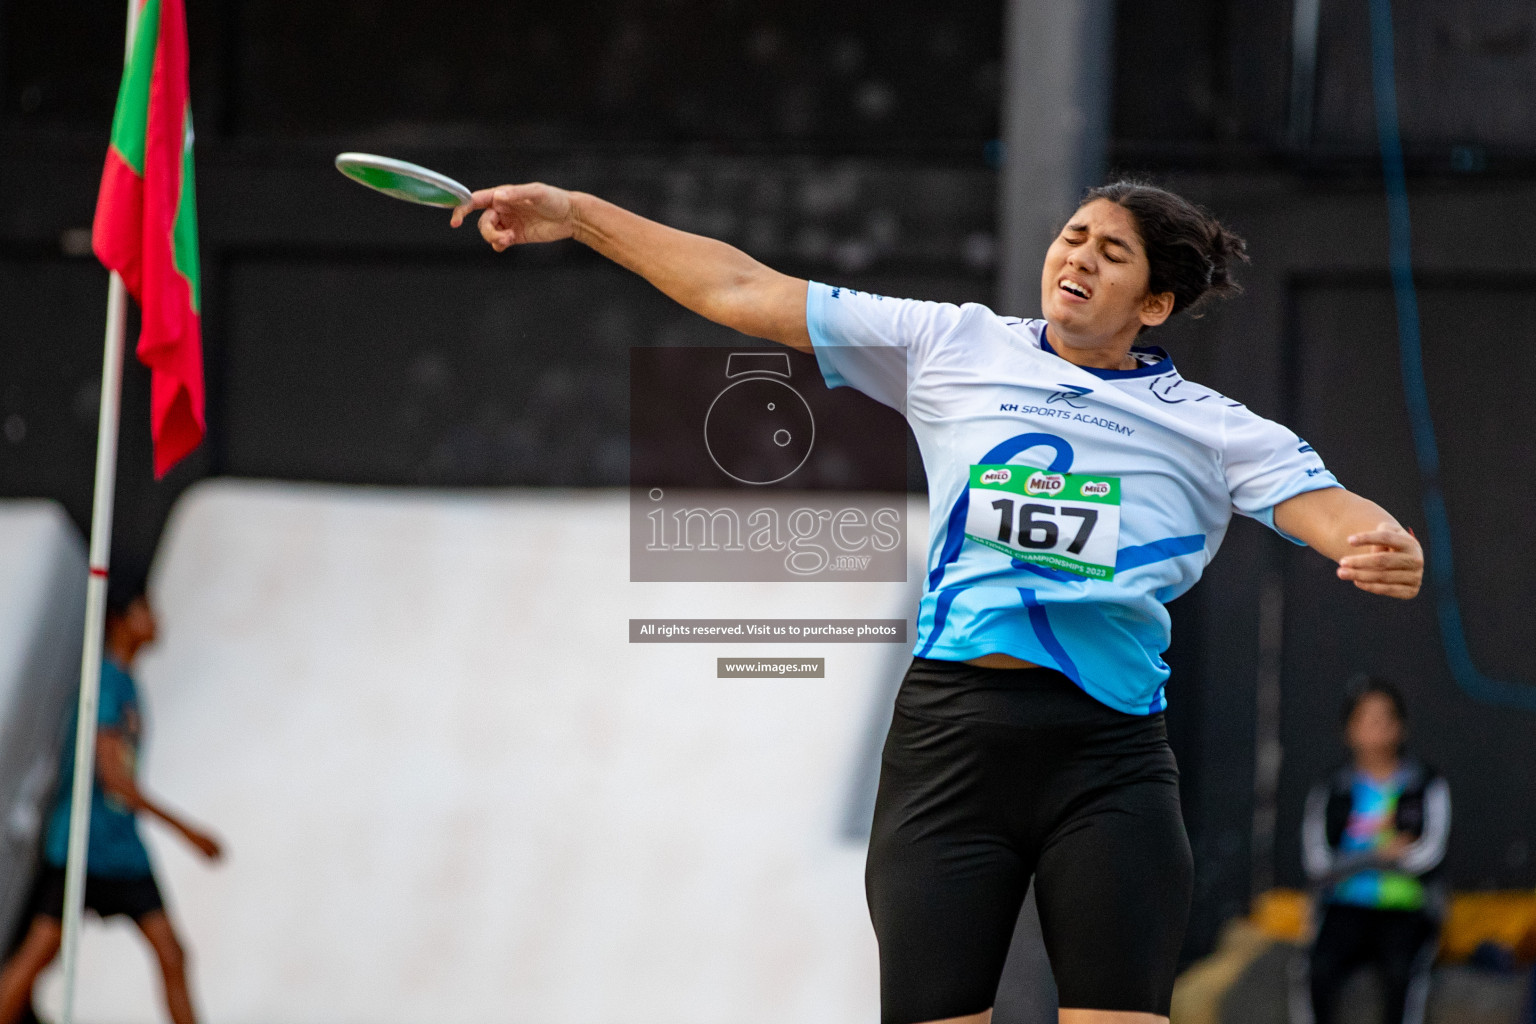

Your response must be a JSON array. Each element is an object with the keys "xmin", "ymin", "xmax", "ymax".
[
  {"xmin": 916, "ymin": 588, "xmax": 962, "ymax": 659},
  {"xmin": 1014, "ymin": 560, "xmax": 1079, "ymax": 583},
  {"xmin": 928, "ymin": 499, "xmax": 970, "ymax": 592},
  {"xmin": 982, "ymin": 432, "xmax": 1076, "ymax": 468},
  {"xmin": 1116, "ymin": 534, "xmax": 1206, "ymax": 571},
  {"xmin": 1018, "ymin": 588, "xmax": 1083, "ymax": 684}
]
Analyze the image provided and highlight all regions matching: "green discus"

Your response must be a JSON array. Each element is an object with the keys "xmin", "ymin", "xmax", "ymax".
[{"xmin": 333, "ymin": 153, "xmax": 472, "ymax": 208}]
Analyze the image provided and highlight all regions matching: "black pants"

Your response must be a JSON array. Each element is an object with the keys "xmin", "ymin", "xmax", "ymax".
[
  {"xmin": 29, "ymin": 864, "xmax": 165, "ymax": 921},
  {"xmin": 865, "ymin": 657, "xmax": 1193, "ymax": 1023},
  {"xmin": 1309, "ymin": 904, "xmax": 1438, "ymax": 1024}
]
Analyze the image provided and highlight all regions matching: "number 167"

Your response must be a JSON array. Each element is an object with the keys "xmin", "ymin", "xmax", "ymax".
[{"xmin": 989, "ymin": 500, "xmax": 1098, "ymax": 554}]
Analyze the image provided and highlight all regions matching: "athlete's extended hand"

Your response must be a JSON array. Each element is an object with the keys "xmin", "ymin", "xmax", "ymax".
[
  {"xmin": 450, "ymin": 183, "xmax": 577, "ymax": 251},
  {"xmin": 1336, "ymin": 522, "xmax": 1423, "ymax": 599},
  {"xmin": 182, "ymin": 825, "xmax": 223, "ymax": 862}
]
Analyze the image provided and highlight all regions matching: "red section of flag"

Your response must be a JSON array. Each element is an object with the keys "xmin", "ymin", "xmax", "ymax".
[
  {"xmin": 94, "ymin": 150, "xmax": 145, "ymax": 297},
  {"xmin": 91, "ymin": 0, "xmax": 205, "ymax": 478}
]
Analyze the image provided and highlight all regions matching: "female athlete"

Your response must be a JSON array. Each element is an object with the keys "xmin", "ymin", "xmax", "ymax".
[{"xmin": 453, "ymin": 180, "xmax": 1424, "ymax": 1024}]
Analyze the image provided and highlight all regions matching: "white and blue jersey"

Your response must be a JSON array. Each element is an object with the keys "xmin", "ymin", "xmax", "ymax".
[{"xmin": 807, "ymin": 282, "xmax": 1340, "ymax": 714}]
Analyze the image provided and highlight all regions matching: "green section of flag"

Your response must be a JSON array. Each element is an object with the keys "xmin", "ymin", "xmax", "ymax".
[
  {"xmin": 107, "ymin": 0, "xmax": 164, "ymax": 175},
  {"xmin": 172, "ymin": 111, "xmax": 200, "ymax": 310}
]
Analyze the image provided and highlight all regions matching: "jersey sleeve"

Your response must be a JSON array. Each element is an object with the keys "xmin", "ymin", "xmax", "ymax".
[
  {"xmin": 805, "ymin": 281, "xmax": 966, "ymax": 411},
  {"xmin": 1398, "ymin": 776, "xmax": 1451, "ymax": 876},
  {"xmin": 1301, "ymin": 782, "xmax": 1336, "ymax": 881},
  {"xmin": 1222, "ymin": 404, "xmax": 1341, "ymax": 543}
]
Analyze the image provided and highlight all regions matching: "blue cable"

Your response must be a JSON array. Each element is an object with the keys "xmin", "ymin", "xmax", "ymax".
[{"xmin": 1367, "ymin": 0, "xmax": 1536, "ymax": 711}]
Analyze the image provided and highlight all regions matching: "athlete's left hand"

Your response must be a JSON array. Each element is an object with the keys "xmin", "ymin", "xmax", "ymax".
[
  {"xmin": 1336, "ymin": 523, "xmax": 1423, "ymax": 599},
  {"xmin": 184, "ymin": 827, "xmax": 223, "ymax": 862}
]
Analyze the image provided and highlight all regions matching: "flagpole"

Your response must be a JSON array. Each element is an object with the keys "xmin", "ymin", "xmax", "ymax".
[{"xmin": 58, "ymin": 3, "xmax": 139, "ymax": 1020}]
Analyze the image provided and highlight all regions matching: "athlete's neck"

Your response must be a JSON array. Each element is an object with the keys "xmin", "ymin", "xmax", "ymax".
[
  {"xmin": 1044, "ymin": 322, "xmax": 1140, "ymax": 372},
  {"xmin": 105, "ymin": 630, "xmax": 141, "ymax": 669},
  {"xmin": 1355, "ymin": 752, "xmax": 1401, "ymax": 782}
]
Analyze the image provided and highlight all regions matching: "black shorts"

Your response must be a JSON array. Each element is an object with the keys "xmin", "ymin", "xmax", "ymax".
[
  {"xmin": 29, "ymin": 865, "xmax": 164, "ymax": 922},
  {"xmin": 866, "ymin": 657, "xmax": 1193, "ymax": 1022}
]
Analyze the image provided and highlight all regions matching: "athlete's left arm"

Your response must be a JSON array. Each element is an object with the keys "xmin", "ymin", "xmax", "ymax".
[
  {"xmin": 1273, "ymin": 487, "xmax": 1424, "ymax": 599},
  {"xmin": 98, "ymin": 730, "xmax": 224, "ymax": 861}
]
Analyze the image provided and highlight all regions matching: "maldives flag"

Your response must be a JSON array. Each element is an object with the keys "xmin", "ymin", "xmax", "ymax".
[{"xmin": 92, "ymin": 0, "xmax": 204, "ymax": 477}]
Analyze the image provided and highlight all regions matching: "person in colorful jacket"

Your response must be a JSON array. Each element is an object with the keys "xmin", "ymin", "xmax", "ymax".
[{"xmin": 1302, "ymin": 676, "xmax": 1451, "ymax": 1024}]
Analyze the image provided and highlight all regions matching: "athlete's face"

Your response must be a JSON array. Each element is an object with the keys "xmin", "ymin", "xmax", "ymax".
[
  {"xmin": 1346, "ymin": 693, "xmax": 1404, "ymax": 763},
  {"xmin": 108, "ymin": 596, "xmax": 158, "ymax": 660},
  {"xmin": 1039, "ymin": 199, "xmax": 1174, "ymax": 345}
]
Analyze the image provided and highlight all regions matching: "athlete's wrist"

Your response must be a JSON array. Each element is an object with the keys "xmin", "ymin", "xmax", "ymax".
[{"xmin": 567, "ymin": 191, "xmax": 595, "ymax": 246}]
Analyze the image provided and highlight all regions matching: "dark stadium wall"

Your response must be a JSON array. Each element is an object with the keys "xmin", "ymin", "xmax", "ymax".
[
  {"xmin": 1148, "ymin": 177, "xmax": 1536, "ymax": 954},
  {"xmin": 4, "ymin": 0, "xmax": 1536, "ymax": 965}
]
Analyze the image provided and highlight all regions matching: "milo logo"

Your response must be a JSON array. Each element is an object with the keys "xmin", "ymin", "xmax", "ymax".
[
  {"xmin": 980, "ymin": 468, "xmax": 1012, "ymax": 485},
  {"xmin": 1024, "ymin": 472, "xmax": 1065, "ymax": 496},
  {"xmin": 1079, "ymin": 480, "xmax": 1111, "ymax": 497}
]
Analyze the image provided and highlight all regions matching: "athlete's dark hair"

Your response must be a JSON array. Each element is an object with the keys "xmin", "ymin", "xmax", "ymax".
[
  {"xmin": 1080, "ymin": 180, "xmax": 1249, "ymax": 320},
  {"xmin": 1341, "ymin": 673, "xmax": 1408, "ymax": 728},
  {"xmin": 106, "ymin": 573, "xmax": 148, "ymax": 620}
]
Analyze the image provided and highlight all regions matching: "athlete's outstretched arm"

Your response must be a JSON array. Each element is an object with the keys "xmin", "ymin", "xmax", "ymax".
[
  {"xmin": 1274, "ymin": 487, "xmax": 1423, "ymax": 599},
  {"xmin": 98, "ymin": 730, "xmax": 223, "ymax": 860},
  {"xmin": 451, "ymin": 184, "xmax": 812, "ymax": 352}
]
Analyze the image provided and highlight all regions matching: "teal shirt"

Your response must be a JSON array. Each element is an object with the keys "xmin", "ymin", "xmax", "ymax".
[{"xmin": 43, "ymin": 659, "xmax": 153, "ymax": 877}]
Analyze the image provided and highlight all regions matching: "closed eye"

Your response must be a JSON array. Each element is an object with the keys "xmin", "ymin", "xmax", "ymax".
[{"xmin": 1101, "ymin": 234, "xmax": 1137, "ymax": 261}]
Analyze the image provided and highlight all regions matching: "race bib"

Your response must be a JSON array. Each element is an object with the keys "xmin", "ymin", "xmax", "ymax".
[{"xmin": 965, "ymin": 464, "xmax": 1121, "ymax": 580}]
